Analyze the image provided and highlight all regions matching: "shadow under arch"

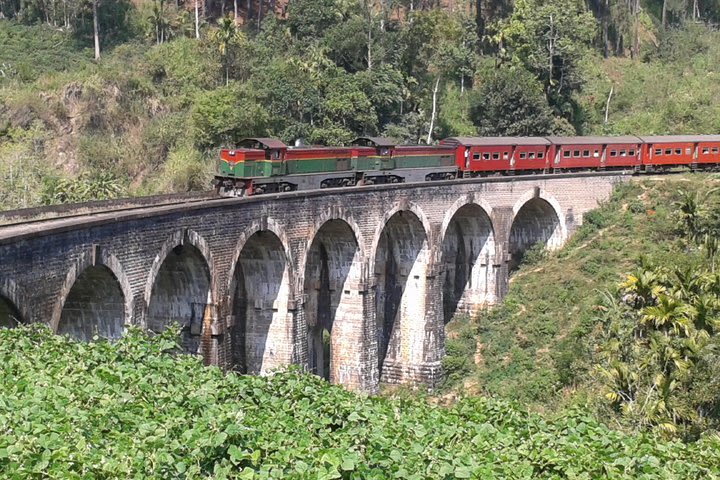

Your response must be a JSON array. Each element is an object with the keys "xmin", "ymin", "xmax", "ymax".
[
  {"xmin": 302, "ymin": 218, "xmax": 363, "ymax": 383},
  {"xmin": 372, "ymin": 209, "xmax": 430, "ymax": 381},
  {"xmin": 0, "ymin": 280, "xmax": 28, "ymax": 327},
  {"xmin": 145, "ymin": 230, "xmax": 215, "ymax": 355},
  {"xmin": 227, "ymin": 223, "xmax": 294, "ymax": 374},
  {"xmin": 439, "ymin": 202, "xmax": 496, "ymax": 322},
  {"xmin": 0, "ymin": 296, "xmax": 21, "ymax": 328},
  {"xmin": 508, "ymin": 195, "xmax": 563, "ymax": 272},
  {"xmin": 51, "ymin": 249, "xmax": 133, "ymax": 341}
]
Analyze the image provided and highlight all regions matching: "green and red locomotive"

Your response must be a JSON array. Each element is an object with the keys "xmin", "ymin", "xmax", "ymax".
[{"xmin": 214, "ymin": 135, "xmax": 720, "ymax": 196}]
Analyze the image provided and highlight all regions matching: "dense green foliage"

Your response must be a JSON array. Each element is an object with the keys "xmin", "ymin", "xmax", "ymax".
[
  {"xmin": 595, "ymin": 185, "xmax": 720, "ymax": 437},
  {"xmin": 2, "ymin": 325, "xmax": 720, "ymax": 478}
]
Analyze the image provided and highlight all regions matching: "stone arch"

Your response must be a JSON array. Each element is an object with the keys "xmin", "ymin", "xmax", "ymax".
[
  {"xmin": 227, "ymin": 220, "xmax": 294, "ymax": 374},
  {"xmin": 372, "ymin": 208, "xmax": 432, "ymax": 382},
  {"xmin": 145, "ymin": 230, "xmax": 216, "ymax": 355},
  {"xmin": 368, "ymin": 203, "xmax": 433, "ymax": 265},
  {"xmin": 0, "ymin": 280, "xmax": 28, "ymax": 327},
  {"xmin": 508, "ymin": 189, "xmax": 566, "ymax": 272},
  {"xmin": 51, "ymin": 248, "xmax": 133, "ymax": 341},
  {"xmin": 301, "ymin": 218, "xmax": 364, "ymax": 385},
  {"xmin": 439, "ymin": 199, "xmax": 496, "ymax": 321}
]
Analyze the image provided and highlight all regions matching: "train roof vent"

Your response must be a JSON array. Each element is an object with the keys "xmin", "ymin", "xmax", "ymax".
[
  {"xmin": 238, "ymin": 138, "xmax": 288, "ymax": 150},
  {"xmin": 352, "ymin": 137, "xmax": 398, "ymax": 148}
]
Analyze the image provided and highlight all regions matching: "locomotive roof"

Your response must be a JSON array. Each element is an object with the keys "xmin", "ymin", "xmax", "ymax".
[
  {"xmin": 238, "ymin": 138, "xmax": 288, "ymax": 149},
  {"xmin": 637, "ymin": 135, "xmax": 720, "ymax": 143},
  {"xmin": 442, "ymin": 137, "xmax": 551, "ymax": 146},
  {"xmin": 352, "ymin": 137, "xmax": 398, "ymax": 147},
  {"xmin": 546, "ymin": 136, "xmax": 642, "ymax": 145}
]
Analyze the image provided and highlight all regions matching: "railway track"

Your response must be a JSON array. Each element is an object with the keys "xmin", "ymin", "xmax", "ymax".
[
  {"xmin": 0, "ymin": 192, "xmax": 239, "ymax": 244},
  {"xmin": 0, "ymin": 169, "xmax": 644, "ymax": 242},
  {"xmin": 0, "ymin": 192, "xmax": 222, "ymax": 228}
]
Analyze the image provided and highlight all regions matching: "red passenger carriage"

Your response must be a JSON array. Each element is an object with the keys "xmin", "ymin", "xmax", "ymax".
[{"xmin": 547, "ymin": 136, "xmax": 642, "ymax": 171}]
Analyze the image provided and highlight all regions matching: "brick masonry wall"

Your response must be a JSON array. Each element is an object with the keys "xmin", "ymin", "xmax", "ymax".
[{"xmin": 0, "ymin": 173, "xmax": 626, "ymax": 393}]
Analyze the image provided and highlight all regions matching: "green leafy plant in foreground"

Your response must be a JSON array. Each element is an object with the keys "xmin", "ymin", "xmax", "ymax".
[{"xmin": 1, "ymin": 325, "xmax": 719, "ymax": 478}]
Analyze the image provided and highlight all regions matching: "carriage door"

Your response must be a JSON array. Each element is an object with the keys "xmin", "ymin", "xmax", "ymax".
[
  {"xmin": 270, "ymin": 149, "xmax": 284, "ymax": 175},
  {"xmin": 378, "ymin": 147, "xmax": 395, "ymax": 170}
]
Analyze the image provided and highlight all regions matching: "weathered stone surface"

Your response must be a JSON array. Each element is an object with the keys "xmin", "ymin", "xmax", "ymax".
[{"xmin": 0, "ymin": 173, "xmax": 625, "ymax": 392}]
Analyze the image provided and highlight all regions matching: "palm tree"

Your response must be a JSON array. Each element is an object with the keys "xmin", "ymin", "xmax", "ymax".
[{"xmin": 212, "ymin": 15, "xmax": 245, "ymax": 86}]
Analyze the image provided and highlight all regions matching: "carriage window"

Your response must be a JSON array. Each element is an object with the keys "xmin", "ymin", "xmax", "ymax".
[
  {"xmin": 492, "ymin": 152, "xmax": 500, "ymax": 160},
  {"xmin": 529, "ymin": 152, "xmax": 536, "ymax": 159},
  {"xmin": 582, "ymin": 150, "xmax": 589, "ymax": 157},
  {"xmin": 573, "ymin": 150, "xmax": 581, "ymax": 157},
  {"xmin": 675, "ymin": 149, "xmax": 682, "ymax": 155},
  {"xmin": 520, "ymin": 152, "xmax": 527, "ymax": 159},
  {"xmin": 702, "ymin": 147, "xmax": 710, "ymax": 154},
  {"xmin": 713, "ymin": 148, "xmax": 719, "ymax": 154},
  {"xmin": 610, "ymin": 150, "xmax": 617, "ymax": 157},
  {"xmin": 482, "ymin": 153, "xmax": 491, "ymax": 160},
  {"xmin": 629, "ymin": 149, "xmax": 635, "ymax": 156},
  {"xmin": 655, "ymin": 148, "xmax": 662, "ymax": 155},
  {"xmin": 503, "ymin": 152, "xmax": 509, "ymax": 160},
  {"xmin": 665, "ymin": 149, "xmax": 672, "ymax": 155},
  {"xmin": 538, "ymin": 152, "xmax": 544, "ymax": 159},
  {"xmin": 686, "ymin": 148, "xmax": 692, "ymax": 154},
  {"xmin": 563, "ymin": 150, "xmax": 571, "ymax": 158},
  {"xmin": 594, "ymin": 150, "xmax": 600, "ymax": 157},
  {"xmin": 620, "ymin": 150, "xmax": 627, "ymax": 156},
  {"xmin": 473, "ymin": 153, "xmax": 481, "ymax": 160}
]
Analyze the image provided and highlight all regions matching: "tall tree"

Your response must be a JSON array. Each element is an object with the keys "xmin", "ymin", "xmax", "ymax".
[{"xmin": 93, "ymin": 0, "xmax": 100, "ymax": 59}]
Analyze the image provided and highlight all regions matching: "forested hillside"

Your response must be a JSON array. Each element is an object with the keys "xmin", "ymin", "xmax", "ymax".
[
  {"xmin": 443, "ymin": 174, "xmax": 720, "ymax": 440},
  {"xmin": 1, "ymin": 0, "xmax": 720, "ymax": 208}
]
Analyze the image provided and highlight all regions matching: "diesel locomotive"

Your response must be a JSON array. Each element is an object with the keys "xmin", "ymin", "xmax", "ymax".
[{"xmin": 214, "ymin": 135, "xmax": 720, "ymax": 196}]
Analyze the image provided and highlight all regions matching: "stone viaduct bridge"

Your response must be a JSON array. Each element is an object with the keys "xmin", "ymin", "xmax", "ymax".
[{"xmin": 0, "ymin": 173, "xmax": 626, "ymax": 393}]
